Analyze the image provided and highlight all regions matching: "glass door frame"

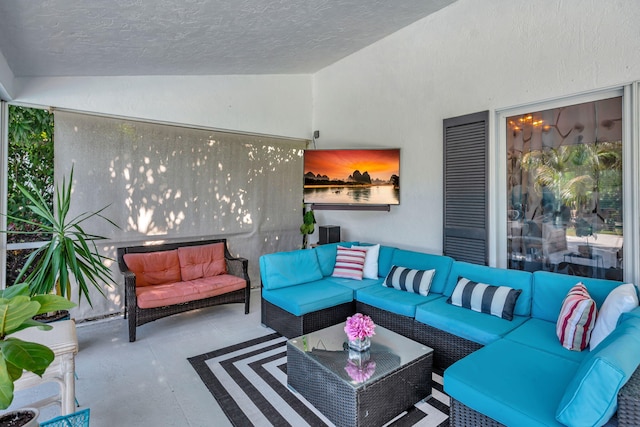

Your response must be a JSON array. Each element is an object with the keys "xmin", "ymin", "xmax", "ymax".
[{"xmin": 492, "ymin": 85, "xmax": 639, "ymax": 284}]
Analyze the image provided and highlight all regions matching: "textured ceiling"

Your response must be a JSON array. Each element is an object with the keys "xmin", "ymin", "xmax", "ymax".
[{"xmin": 0, "ymin": 0, "xmax": 456, "ymax": 78}]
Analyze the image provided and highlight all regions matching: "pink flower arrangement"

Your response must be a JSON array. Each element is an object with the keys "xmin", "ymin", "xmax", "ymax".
[
  {"xmin": 344, "ymin": 360, "xmax": 376, "ymax": 383},
  {"xmin": 344, "ymin": 313, "xmax": 376, "ymax": 341}
]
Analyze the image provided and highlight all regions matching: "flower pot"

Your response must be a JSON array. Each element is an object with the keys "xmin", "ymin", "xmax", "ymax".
[
  {"xmin": 33, "ymin": 310, "xmax": 70, "ymax": 323},
  {"xmin": 0, "ymin": 407, "xmax": 39, "ymax": 427}
]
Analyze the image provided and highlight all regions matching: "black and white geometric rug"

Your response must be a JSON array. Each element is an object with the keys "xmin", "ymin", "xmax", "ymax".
[{"xmin": 188, "ymin": 333, "xmax": 450, "ymax": 427}]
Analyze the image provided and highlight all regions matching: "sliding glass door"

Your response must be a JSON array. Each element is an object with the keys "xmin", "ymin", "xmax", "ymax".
[{"xmin": 506, "ymin": 96, "xmax": 623, "ymax": 280}]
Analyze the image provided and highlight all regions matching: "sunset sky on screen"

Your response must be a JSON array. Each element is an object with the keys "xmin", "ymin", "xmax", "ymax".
[{"xmin": 304, "ymin": 149, "xmax": 399, "ymax": 181}]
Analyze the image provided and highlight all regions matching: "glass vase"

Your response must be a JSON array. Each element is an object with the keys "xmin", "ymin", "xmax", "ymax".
[{"xmin": 348, "ymin": 336, "xmax": 371, "ymax": 352}]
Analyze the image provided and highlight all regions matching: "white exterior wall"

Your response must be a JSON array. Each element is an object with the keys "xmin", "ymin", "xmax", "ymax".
[
  {"xmin": 311, "ymin": 0, "xmax": 640, "ymax": 253},
  {"xmin": 0, "ymin": 50, "xmax": 14, "ymax": 100},
  {"xmin": 14, "ymin": 74, "xmax": 312, "ymax": 139}
]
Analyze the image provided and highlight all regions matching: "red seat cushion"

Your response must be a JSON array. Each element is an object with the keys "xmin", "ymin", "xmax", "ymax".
[{"xmin": 136, "ymin": 275, "xmax": 245, "ymax": 309}]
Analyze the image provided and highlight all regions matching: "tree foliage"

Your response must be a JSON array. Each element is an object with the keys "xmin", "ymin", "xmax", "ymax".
[
  {"xmin": 5, "ymin": 106, "xmax": 54, "ymax": 285},
  {"xmin": 7, "ymin": 105, "xmax": 54, "ymax": 236}
]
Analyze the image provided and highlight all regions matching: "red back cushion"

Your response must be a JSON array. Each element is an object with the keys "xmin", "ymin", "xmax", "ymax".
[
  {"xmin": 123, "ymin": 250, "xmax": 181, "ymax": 287},
  {"xmin": 178, "ymin": 243, "xmax": 227, "ymax": 281}
]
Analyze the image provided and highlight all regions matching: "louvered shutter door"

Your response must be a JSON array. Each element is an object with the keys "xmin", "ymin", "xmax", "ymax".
[{"xmin": 443, "ymin": 111, "xmax": 489, "ymax": 265}]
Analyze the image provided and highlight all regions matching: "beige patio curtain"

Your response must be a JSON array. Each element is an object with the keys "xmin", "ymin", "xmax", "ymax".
[{"xmin": 54, "ymin": 110, "xmax": 307, "ymax": 287}]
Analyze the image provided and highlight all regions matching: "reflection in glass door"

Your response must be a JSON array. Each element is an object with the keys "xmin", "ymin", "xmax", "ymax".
[{"xmin": 506, "ymin": 97, "xmax": 623, "ymax": 280}]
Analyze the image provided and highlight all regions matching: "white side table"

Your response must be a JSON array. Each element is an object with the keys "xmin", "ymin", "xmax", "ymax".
[{"xmin": 11, "ymin": 319, "xmax": 78, "ymax": 415}]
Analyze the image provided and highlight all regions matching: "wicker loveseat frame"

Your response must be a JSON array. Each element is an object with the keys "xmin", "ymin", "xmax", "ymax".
[{"xmin": 117, "ymin": 238, "xmax": 250, "ymax": 342}]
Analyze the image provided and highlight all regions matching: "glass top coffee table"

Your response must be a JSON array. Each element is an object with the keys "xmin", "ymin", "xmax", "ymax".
[{"xmin": 287, "ymin": 322, "xmax": 433, "ymax": 427}]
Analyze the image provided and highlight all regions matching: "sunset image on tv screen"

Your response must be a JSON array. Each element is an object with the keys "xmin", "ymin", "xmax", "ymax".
[{"xmin": 303, "ymin": 149, "xmax": 400, "ymax": 205}]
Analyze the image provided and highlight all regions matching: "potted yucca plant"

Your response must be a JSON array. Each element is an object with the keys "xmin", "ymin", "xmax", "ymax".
[
  {"xmin": 5, "ymin": 166, "xmax": 118, "ymax": 309},
  {"xmin": 0, "ymin": 283, "xmax": 75, "ymax": 422}
]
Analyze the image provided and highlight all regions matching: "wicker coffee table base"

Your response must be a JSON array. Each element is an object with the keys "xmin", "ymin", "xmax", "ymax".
[{"xmin": 287, "ymin": 341, "xmax": 433, "ymax": 427}]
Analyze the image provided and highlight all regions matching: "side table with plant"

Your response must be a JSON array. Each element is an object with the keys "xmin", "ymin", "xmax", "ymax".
[{"xmin": 0, "ymin": 283, "xmax": 76, "ymax": 425}]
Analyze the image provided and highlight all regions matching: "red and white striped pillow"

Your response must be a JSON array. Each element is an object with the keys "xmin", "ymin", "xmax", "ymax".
[
  {"xmin": 556, "ymin": 283, "xmax": 598, "ymax": 351},
  {"xmin": 331, "ymin": 246, "xmax": 367, "ymax": 280}
]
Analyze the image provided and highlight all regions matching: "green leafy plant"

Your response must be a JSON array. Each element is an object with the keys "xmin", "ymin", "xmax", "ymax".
[
  {"xmin": 7, "ymin": 106, "xmax": 55, "ymax": 226},
  {"xmin": 0, "ymin": 283, "xmax": 76, "ymax": 409},
  {"xmin": 300, "ymin": 209, "xmax": 315, "ymax": 248},
  {"xmin": 5, "ymin": 166, "xmax": 118, "ymax": 307}
]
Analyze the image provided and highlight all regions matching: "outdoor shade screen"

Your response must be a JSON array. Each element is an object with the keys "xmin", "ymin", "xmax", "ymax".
[{"xmin": 54, "ymin": 110, "xmax": 306, "ymax": 305}]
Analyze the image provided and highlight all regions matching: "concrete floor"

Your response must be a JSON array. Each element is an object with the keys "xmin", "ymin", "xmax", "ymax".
[{"xmin": 4, "ymin": 288, "xmax": 269, "ymax": 426}]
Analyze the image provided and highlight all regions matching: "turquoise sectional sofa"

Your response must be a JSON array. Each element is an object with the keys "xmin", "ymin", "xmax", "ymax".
[{"xmin": 259, "ymin": 242, "xmax": 640, "ymax": 427}]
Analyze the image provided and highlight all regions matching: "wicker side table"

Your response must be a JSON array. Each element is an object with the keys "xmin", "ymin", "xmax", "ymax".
[{"xmin": 287, "ymin": 323, "xmax": 433, "ymax": 427}]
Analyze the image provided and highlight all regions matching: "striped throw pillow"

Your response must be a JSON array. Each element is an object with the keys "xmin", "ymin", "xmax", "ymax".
[
  {"xmin": 383, "ymin": 265, "xmax": 435, "ymax": 296},
  {"xmin": 556, "ymin": 283, "xmax": 598, "ymax": 351},
  {"xmin": 331, "ymin": 246, "xmax": 367, "ymax": 280},
  {"xmin": 447, "ymin": 277, "xmax": 522, "ymax": 321}
]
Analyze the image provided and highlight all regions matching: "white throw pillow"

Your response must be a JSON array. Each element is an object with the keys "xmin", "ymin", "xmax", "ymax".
[
  {"xmin": 353, "ymin": 244, "xmax": 380, "ymax": 279},
  {"xmin": 589, "ymin": 283, "xmax": 639, "ymax": 350}
]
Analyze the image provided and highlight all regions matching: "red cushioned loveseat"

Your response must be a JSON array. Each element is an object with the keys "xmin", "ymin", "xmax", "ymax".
[{"xmin": 117, "ymin": 238, "xmax": 250, "ymax": 341}]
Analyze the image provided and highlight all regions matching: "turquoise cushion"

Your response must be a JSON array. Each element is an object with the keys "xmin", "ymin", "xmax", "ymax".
[
  {"xmin": 261, "ymin": 280, "xmax": 353, "ymax": 316},
  {"xmin": 445, "ymin": 340, "xmax": 580, "ymax": 427},
  {"xmin": 444, "ymin": 261, "xmax": 533, "ymax": 316},
  {"xmin": 556, "ymin": 317, "xmax": 640, "ymax": 426},
  {"xmin": 378, "ymin": 245, "xmax": 397, "ymax": 278},
  {"xmin": 620, "ymin": 305, "xmax": 640, "ymax": 324},
  {"xmin": 532, "ymin": 271, "xmax": 622, "ymax": 322},
  {"xmin": 388, "ymin": 249, "xmax": 454, "ymax": 295},
  {"xmin": 314, "ymin": 242, "xmax": 359, "ymax": 277},
  {"xmin": 324, "ymin": 276, "xmax": 383, "ymax": 294},
  {"xmin": 415, "ymin": 298, "xmax": 528, "ymax": 345},
  {"xmin": 259, "ymin": 250, "xmax": 323, "ymax": 290},
  {"xmin": 355, "ymin": 284, "xmax": 438, "ymax": 317},
  {"xmin": 504, "ymin": 318, "xmax": 588, "ymax": 363}
]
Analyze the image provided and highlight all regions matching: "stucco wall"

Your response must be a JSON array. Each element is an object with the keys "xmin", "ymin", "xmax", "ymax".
[
  {"xmin": 0, "ymin": 50, "xmax": 13, "ymax": 100},
  {"xmin": 14, "ymin": 74, "xmax": 312, "ymax": 139},
  {"xmin": 311, "ymin": 0, "xmax": 640, "ymax": 253}
]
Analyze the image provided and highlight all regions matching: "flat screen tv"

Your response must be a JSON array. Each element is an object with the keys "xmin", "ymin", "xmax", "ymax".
[{"xmin": 303, "ymin": 148, "xmax": 400, "ymax": 206}]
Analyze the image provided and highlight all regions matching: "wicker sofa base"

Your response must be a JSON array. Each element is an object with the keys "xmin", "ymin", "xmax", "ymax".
[
  {"xmin": 355, "ymin": 302, "xmax": 414, "ymax": 338},
  {"xmin": 413, "ymin": 321, "xmax": 483, "ymax": 370},
  {"xmin": 450, "ymin": 398, "xmax": 505, "ymax": 427},
  {"xmin": 617, "ymin": 364, "xmax": 640, "ymax": 426},
  {"xmin": 132, "ymin": 288, "xmax": 248, "ymax": 341},
  {"xmin": 261, "ymin": 298, "xmax": 354, "ymax": 338}
]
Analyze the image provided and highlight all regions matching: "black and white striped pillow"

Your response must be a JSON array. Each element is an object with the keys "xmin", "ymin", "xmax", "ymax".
[
  {"xmin": 447, "ymin": 277, "xmax": 522, "ymax": 321},
  {"xmin": 383, "ymin": 265, "xmax": 435, "ymax": 296}
]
